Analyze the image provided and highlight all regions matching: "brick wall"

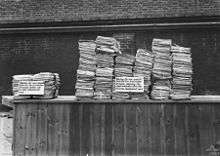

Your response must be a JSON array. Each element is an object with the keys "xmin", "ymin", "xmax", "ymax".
[
  {"xmin": 0, "ymin": 29, "xmax": 219, "ymax": 95},
  {"xmin": 0, "ymin": 0, "xmax": 219, "ymax": 24}
]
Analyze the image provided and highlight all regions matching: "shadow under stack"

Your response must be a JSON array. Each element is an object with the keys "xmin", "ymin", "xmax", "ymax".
[
  {"xmin": 94, "ymin": 36, "xmax": 120, "ymax": 100},
  {"xmin": 75, "ymin": 40, "xmax": 96, "ymax": 100},
  {"xmin": 132, "ymin": 49, "xmax": 154, "ymax": 100},
  {"xmin": 151, "ymin": 38, "xmax": 172, "ymax": 100},
  {"xmin": 171, "ymin": 45, "xmax": 193, "ymax": 100}
]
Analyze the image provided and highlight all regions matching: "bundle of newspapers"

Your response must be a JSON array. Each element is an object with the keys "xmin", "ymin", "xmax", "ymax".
[
  {"xmin": 131, "ymin": 49, "xmax": 154, "ymax": 100},
  {"xmin": 112, "ymin": 54, "xmax": 135, "ymax": 100},
  {"xmin": 94, "ymin": 36, "xmax": 120, "ymax": 100},
  {"xmin": 170, "ymin": 45, "xmax": 193, "ymax": 100},
  {"xmin": 151, "ymin": 80, "xmax": 171, "ymax": 100},
  {"xmin": 12, "ymin": 72, "xmax": 60, "ymax": 99},
  {"xmin": 75, "ymin": 40, "xmax": 96, "ymax": 99},
  {"xmin": 151, "ymin": 39, "xmax": 172, "ymax": 100}
]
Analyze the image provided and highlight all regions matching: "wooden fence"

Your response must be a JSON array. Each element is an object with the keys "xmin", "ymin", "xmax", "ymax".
[{"xmin": 12, "ymin": 96, "xmax": 220, "ymax": 156}]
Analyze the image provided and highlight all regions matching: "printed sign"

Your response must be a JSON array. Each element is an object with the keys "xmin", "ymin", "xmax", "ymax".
[
  {"xmin": 114, "ymin": 77, "xmax": 144, "ymax": 92},
  {"xmin": 17, "ymin": 80, "xmax": 45, "ymax": 95}
]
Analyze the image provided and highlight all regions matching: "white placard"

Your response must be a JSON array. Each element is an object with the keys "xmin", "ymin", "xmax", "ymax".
[
  {"xmin": 17, "ymin": 80, "xmax": 45, "ymax": 95},
  {"xmin": 114, "ymin": 77, "xmax": 144, "ymax": 92}
]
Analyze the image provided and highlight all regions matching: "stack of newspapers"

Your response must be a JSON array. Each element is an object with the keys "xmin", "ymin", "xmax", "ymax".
[
  {"xmin": 170, "ymin": 45, "xmax": 193, "ymax": 100},
  {"xmin": 94, "ymin": 36, "xmax": 120, "ymax": 100},
  {"xmin": 33, "ymin": 72, "xmax": 60, "ymax": 99},
  {"xmin": 75, "ymin": 40, "xmax": 96, "ymax": 99},
  {"xmin": 131, "ymin": 49, "xmax": 154, "ymax": 100},
  {"xmin": 112, "ymin": 54, "xmax": 135, "ymax": 100},
  {"xmin": 12, "ymin": 72, "xmax": 60, "ymax": 99},
  {"xmin": 151, "ymin": 39, "xmax": 172, "ymax": 100}
]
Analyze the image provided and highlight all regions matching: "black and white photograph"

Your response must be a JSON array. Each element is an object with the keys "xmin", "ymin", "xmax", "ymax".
[{"xmin": 0, "ymin": 0, "xmax": 219, "ymax": 155}]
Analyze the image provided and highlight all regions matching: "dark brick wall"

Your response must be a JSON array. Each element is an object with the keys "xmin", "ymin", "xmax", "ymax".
[
  {"xmin": 0, "ymin": 33, "xmax": 80, "ymax": 95},
  {"xmin": 0, "ymin": 29, "xmax": 219, "ymax": 95},
  {"xmin": 0, "ymin": 0, "xmax": 219, "ymax": 24}
]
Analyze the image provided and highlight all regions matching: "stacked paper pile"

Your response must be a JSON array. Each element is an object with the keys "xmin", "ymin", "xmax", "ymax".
[
  {"xmin": 114, "ymin": 54, "xmax": 135, "ymax": 77},
  {"xmin": 131, "ymin": 49, "xmax": 154, "ymax": 100},
  {"xmin": 94, "ymin": 36, "xmax": 120, "ymax": 100},
  {"xmin": 112, "ymin": 54, "xmax": 135, "ymax": 100},
  {"xmin": 151, "ymin": 80, "xmax": 171, "ymax": 100},
  {"xmin": 75, "ymin": 40, "xmax": 96, "ymax": 99},
  {"xmin": 33, "ymin": 72, "xmax": 60, "ymax": 99},
  {"xmin": 151, "ymin": 38, "xmax": 172, "ymax": 100},
  {"xmin": 12, "ymin": 72, "xmax": 60, "ymax": 99},
  {"xmin": 12, "ymin": 74, "xmax": 33, "ymax": 99},
  {"xmin": 170, "ymin": 45, "xmax": 193, "ymax": 100},
  {"xmin": 113, "ymin": 33, "xmax": 135, "ymax": 54}
]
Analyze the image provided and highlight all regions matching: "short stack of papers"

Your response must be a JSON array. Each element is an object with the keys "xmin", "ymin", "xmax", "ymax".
[
  {"xmin": 12, "ymin": 74, "xmax": 33, "ymax": 99},
  {"xmin": 170, "ymin": 45, "xmax": 193, "ymax": 100},
  {"xmin": 94, "ymin": 36, "xmax": 120, "ymax": 100},
  {"xmin": 33, "ymin": 72, "xmax": 60, "ymax": 99},
  {"xmin": 12, "ymin": 72, "xmax": 60, "ymax": 99},
  {"xmin": 151, "ymin": 38, "xmax": 172, "ymax": 100},
  {"xmin": 131, "ymin": 49, "xmax": 154, "ymax": 100},
  {"xmin": 75, "ymin": 40, "xmax": 96, "ymax": 99}
]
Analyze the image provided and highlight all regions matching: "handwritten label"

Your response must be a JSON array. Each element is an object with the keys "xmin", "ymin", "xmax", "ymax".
[
  {"xmin": 17, "ymin": 80, "xmax": 45, "ymax": 95},
  {"xmin": 114, "ymin": 77, "xmax": 144, "ymax": 92}
]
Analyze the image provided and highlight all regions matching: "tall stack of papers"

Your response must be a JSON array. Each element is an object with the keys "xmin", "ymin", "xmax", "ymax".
[
  {"xmin": 12, "ymin": 72, "xmax": 60, "ymax": 99},
  {"xmin": 112, "ymin": 54, "xmax": 135, "ymax": 100},
  {"xmin": 75, "ymin": 40, "xmax": 96, "ymax": 99},
  {"xmin": 131, "ymin": 49, "xmax": 154, "ymax": 100},
  {"xmin": 94, "ymin": 36, "xmax": 120, "ymax": 100},
  {"xmin": 170, "ymin": 45, "xmax": 193, "ymax": 100},
  {"xmin": 151, "ymin": 39, "xmax": 172, "ymax": 100}
]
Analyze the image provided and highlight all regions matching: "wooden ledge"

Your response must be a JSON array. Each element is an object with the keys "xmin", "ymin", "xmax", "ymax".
[{"xmin": 2, "ymin": 95, "xmax": 220, "ymax": 106}]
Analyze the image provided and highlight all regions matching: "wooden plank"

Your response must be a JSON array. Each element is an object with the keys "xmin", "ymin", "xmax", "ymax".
[
  {"xmin": 187, "ymin": 104, "xmax": 201, "ymax": 156},
  {"xmin": 164, "ymin": 104, "xmax": 175, "ymax": 155},
  {"xmin": 36, "ymin": 103, "xmax": 48, "ymax": 156},
  {"xmin": 59, "ymin": 104, "xmax": 70, "ymax": 156},
  {"xmin": 80, "ymin": 104, "xmax": 90, "ymax": 156},
  {"xmin": 69, "ymin": 104, "xmax": 80, "ymax": 156},
  {"xmin": 160, "ymin": 104, "xmax": 166, "ymax": 155},
  {"xmin": 8, "ymin": 95, "xmax": 220, "ymax": 104},
  {"xmin": 101, "ymin": 105, "xmax": 105, "ymax": 156},
  {"xmin": 174, "ymin": 104, "xmax": 187, "ymax": 155},
  {"xmin": 105, "ymin": 104, "xmax": 113, "ymax": 156},
  {"xmin": 47, "ymin": 104, "xmax": 57, "ymax": 156},
  {"xmin": 113, "ymin": 104, "xmax": 125, "ymax": 156},
  {"xmin": 92, "ymin": 104, "xmax": 103, "ymax": 156},
  {"xmin": 136, "ymin": 104, "xmax": 152, "ymax": 156},
  {"xmin": 150, "ymin": 104, "xmax": 162, "ymax": 155},
  {"xmin": 214, "ymin": 104, "xmax": 220, "ymax": 146},
  {"xmin": 125, "ymin": 104, "xmax": 137, "ymax": 156},
  {"xmin": 14, "ymin": 104, "xmax": 26, "ymax": 156},
  {"xmin": 24, "ymin": 104, "xmax": 38, "ymax": 156},
  {"xmin": 198, "ymin": 104, "xmax": 213, "ymax": 156}
]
